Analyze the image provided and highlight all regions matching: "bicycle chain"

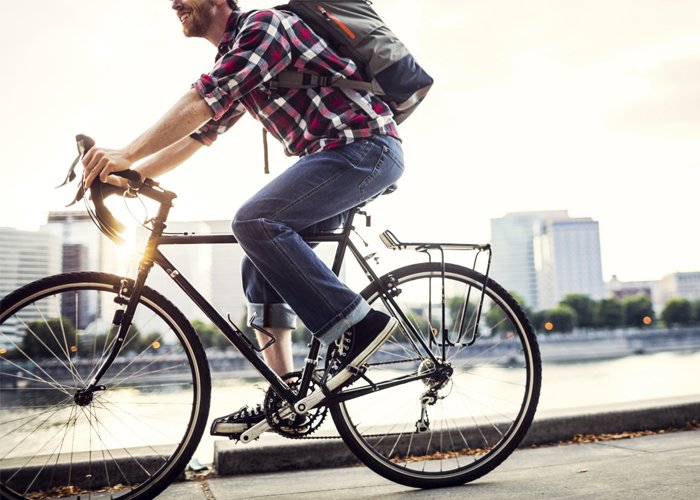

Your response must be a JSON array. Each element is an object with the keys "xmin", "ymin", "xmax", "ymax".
[{"xmin": 293, "ymin": 357, "xmax": 427, "ymax": 441}]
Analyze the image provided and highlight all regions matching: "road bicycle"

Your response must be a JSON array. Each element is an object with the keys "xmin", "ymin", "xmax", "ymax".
[{"xmin": 0, "ymin": 135, "xmax": 541, "ymax": 499}]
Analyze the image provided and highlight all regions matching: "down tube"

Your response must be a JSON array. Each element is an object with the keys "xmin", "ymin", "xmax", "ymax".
[{"xmin": 152, "ymin": 249, "xmax": 296, "ymax": 403}]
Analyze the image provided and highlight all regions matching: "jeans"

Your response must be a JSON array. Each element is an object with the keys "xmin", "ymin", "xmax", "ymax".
[{"xmin": 232, "ymin": 135, "xmax": 404, "ymax": 346}]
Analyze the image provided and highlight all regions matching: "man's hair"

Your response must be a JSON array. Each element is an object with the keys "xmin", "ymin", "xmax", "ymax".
[{"xmin": 227, "ymin": 0, "xmax": 239, "ymax": 10}]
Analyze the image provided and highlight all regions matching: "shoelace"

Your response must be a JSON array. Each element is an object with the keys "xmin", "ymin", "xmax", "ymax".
[
  {"xmin": 335, "ymin": 332, "xmax": 353, "ymax": 358},
  {"xmin": 327, "ymin": 331, "xmax": 354, "ymax": 375}
]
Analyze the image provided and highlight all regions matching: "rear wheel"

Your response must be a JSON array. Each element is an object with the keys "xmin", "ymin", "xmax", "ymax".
[
  {"xmin": 330, "ymin": 263, "xmax": 541, "ymax": 488},
  {"xmin": 0, "ymin": 272, "xmax": 210, "ymax": 499}
]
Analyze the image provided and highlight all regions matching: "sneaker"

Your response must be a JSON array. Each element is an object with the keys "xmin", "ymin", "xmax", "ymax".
[
  {"xmin": 210, "ymin": 404, "xmax": 265, "ymax": 437},
  {"xmin": 324, "ymin": 310, "xmax": 397, "ymax": 392}
]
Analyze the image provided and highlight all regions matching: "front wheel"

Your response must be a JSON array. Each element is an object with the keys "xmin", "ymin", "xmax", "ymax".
[
  {"xmin": 330, "ymin": 263, "xmax": 541, "ymax": 488},
  {"xmin": 0, "ymin": 272, "xmax": 211, "ymax": 499}
]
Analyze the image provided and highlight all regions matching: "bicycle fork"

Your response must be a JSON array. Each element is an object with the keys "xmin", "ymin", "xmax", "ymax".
[
  {"xmin": 75, "ymin": 268, "xmax": 151, "ymax": 403},
  {"xmin": 77, "ymin": 211, "xmax": 169, "ymax": 399}
]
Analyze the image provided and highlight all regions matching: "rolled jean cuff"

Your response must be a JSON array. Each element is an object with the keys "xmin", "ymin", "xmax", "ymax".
[
  {"xmin": 315, "ymin": 298, "xmax": 371, "ymax": 347},
  {"xmin": 248, "ymin": 303, "xmax": 298, "ymax": 330}
]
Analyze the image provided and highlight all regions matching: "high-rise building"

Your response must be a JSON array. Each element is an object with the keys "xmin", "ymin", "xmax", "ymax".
[
  {"xmin": 533, "ymin": 217, "xmax": 605, "ymax": 310},
  {"xmin": 44, "ymin": 211, "xmax": 120, "ymax": 330},
  {"xmin": 490, "ymin": 211, "xmax": 605, "ymax": 311},
  {"xmin": 0, "ymin": 227, "xmax": 62, "ymax": 338},
  {"xmin": 44, "ymin": 212, "xmax": 108, "ymax": 271},
  {"xmin": 490, "ymin": 211, "xmax": 568, "ymax": 310}
]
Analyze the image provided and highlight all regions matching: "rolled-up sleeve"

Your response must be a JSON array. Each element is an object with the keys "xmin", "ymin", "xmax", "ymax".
[
  {"xmin": 190, "ymin": 102, "xmax": 246, "ymax": 145},
  {"xmin": 193, "ymin": 10, "xmax": 293, "ymax": 121}
]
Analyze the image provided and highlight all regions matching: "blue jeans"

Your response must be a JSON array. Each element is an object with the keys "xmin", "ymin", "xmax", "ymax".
[{"xmin": 232, "ymin": 135, "xmax": 404, "ymax": 346}]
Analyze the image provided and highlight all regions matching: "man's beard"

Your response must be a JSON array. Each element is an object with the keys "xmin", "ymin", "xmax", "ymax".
[{"xmin": 183, "ymin": 0, "xmax": 215, "ymax": 38}]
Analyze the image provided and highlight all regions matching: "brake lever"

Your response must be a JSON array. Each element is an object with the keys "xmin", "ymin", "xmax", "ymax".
[
  {"xmin": 56, "ymin": 153, "xmax": 80, "ymax": 189},
  {"xmin": 60, "ymin": 134, "xmax": 98, "ymax": 206}
]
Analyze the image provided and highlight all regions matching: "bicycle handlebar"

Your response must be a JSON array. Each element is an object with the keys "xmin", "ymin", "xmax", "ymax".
[{"xmin": 69, "ymin": 134, "xmax": 177, "ymax": 244}]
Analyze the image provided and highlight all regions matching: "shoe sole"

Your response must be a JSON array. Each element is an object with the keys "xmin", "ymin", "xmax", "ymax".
[
  {"xmin": 324, "ymin": 317, "xmax": 398, "ymax": 392},
  {"xmin": 211, "ymin": 421, "xmax": 251, "ymax": 435}
]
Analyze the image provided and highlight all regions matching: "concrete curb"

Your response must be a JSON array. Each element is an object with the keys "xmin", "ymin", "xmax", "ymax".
[{"xmin": 214, "ymin": 399, "xmax": 700, "ymax": 476}]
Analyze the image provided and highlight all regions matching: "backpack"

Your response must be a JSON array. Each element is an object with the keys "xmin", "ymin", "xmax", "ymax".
[{"xmin": 272, "ymin": 0, "xmax": 434, "ymax": 125}]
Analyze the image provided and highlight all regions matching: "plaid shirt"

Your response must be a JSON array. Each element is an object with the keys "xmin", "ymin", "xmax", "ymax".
[{"xmin": 191, "ymin": 10, "xmax": 399, "ymax": 157}]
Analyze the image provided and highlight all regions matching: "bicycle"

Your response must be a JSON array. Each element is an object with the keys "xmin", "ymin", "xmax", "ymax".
[{"xmin": 0, "ymin": 135, "xmax": 541, "ymax": 499}]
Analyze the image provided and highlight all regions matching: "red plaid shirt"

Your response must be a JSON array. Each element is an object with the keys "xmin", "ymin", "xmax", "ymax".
[{"xmin": 191, "ymin": 9, "xmax": 399, "ymax": 156}]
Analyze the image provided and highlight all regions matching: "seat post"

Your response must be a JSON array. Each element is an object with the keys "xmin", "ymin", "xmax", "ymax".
[{"xmin": 330, "ymin": 207, "xmax": 359, "ymax": 276}]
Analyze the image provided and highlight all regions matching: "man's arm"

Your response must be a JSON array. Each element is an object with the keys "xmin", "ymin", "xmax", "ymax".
[
  {"xmin": 135, "ymin": 136, "xmax": 204, "ymax": 180},
  {"xmin": 82, "ymin": 88, "xmax": 212, "ymax": 187}
]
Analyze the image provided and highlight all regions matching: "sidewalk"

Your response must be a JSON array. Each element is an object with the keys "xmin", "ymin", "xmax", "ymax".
[
  {"xmin": 159, "ymin": 396, "xmax": 699, "ymax": 499},
  {"xmin": 161, "ymin": 428, "xmax": 699, "ymax": 499}
]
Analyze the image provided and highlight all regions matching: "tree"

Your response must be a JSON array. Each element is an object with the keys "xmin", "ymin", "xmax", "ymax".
[
  {"xmin": 622, "ymin": 295, "xmax": 655, "ymax": 327},
  {"xmin": 542, "ymin": 305, "xmax": 577, "ymax": 333},
  {"xmin": 596, "ymin": 298, "xmax": 624, "ymax": 329},
  {"xmin": 560, "ymin": 294, "xmax": 597, "ymax": 329},
  {"xmin": 448, "ymin": 295, "xmax": 478, "ymax": 337},
  {"xmin": 691, "ymin": 300, "xmax": 700, "ymax": 325},
  {"xmin": 530, "ymin": 310, "xmax": 548, "ymax": 332},
  {"xmin": 129, "ymin": 331, "xmax": 162, "ymax": 354},
  {"xmin": 485, "ymin": 301, "xmax": 509, "ymax": 335},
  {"xmin": 22, "ymin": 318, "xmax": 77, "ymax": 359},
  {"xmin": 192, "ymin": 320, "xmax": 231, "ymax": 350},
  {"xmin": 661, "ymin": 299, "xmax": 693, "ymax": 327}
]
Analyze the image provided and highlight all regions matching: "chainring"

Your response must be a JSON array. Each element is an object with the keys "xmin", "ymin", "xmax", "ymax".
[{"xmin": 264, "ymin": 371, "xmax": 328, "ymax": 439}]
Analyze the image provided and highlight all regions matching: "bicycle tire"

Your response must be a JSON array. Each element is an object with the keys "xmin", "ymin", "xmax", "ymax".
[
  {"xmin": 0, "ymin": 272, "xmax": 211, "ymax": 499},
  {"xmin": 330, "ymin": 263, "xmax": 541, "ymax": 488}
]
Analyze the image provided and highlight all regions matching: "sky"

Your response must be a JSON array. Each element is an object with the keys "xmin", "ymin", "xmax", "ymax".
[{"xmin": 1, "ymin": 0, "xmax": 698, "ymax": 283}]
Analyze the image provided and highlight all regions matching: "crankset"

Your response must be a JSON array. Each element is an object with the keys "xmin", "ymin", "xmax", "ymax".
[{"xmin": 264, "ymin": 371, "xmax": 328, "ymax": 439}]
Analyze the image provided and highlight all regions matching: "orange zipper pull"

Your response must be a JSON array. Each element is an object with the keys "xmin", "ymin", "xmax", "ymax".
[{"xmin": 316, "ymin": 4, "xmax": 356, "ymax": 39}]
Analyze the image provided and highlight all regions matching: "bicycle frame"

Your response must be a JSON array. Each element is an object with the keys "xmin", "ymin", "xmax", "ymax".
[{"xmin": 83, "ymin": 196, "xmax": 440, "ymax": 410}]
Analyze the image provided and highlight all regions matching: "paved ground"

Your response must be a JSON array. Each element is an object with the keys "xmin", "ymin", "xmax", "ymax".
[{"xmin": 160, "ymin": 428, "xmax": 699, "ymax": 499}]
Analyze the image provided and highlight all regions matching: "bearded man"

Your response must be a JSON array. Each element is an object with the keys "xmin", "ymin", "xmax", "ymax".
[{"xmin": 82, "ymin": 0, "xmax": 404, "ymax": 437}]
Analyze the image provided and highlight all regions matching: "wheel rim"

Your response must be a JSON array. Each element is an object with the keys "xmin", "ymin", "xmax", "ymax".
[
  {"xmin": 332, "ymin": 264, "xmax": 540, "ymax": 483},
  {"xmin": 0, "ymin": 277, "xmax": 205, "ymax": 498}
]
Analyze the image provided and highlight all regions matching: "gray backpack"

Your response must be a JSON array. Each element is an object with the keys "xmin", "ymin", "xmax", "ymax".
[{"xmin": 272, "ymin": 0, "xmax": 434, "ymax": 124}]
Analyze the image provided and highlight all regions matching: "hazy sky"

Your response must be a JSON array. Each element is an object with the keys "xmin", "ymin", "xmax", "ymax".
[{"xmin": 1, "ymin": 0, "xmax": 698, "ymax": 283}]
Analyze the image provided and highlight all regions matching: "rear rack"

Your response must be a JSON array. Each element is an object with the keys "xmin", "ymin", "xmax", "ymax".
[{"xmin": 379, "ymin": 230, "xmax": 493, "ymax": 349}]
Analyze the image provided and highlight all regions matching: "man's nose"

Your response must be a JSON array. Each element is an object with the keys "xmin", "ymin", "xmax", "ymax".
[{"xmin": 171, "ymin": 0, "xmax": 182, "ymax": 10}]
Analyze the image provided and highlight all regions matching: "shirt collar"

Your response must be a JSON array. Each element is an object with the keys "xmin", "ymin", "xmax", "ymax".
[{"xmin": 216, "ymin": 11, "xmax": 243, "ymax": 60}]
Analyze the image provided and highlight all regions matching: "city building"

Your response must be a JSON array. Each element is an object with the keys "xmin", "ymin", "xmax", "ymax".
[
  {"xmin": 490, "ymin": 210, "xmax": 567, "ymax": 310},
  {"xmin": 533, "ymin": 217, "xmax": 606, "ymax": 310},
  {"xmin": 490, "ymin": 211, "xmax": 605, "ymax": 311},
  {"xmin": 43, "ymin": 211, "xmax": 121, "ymax": 330},
  {"xmin": 0, "ymin": 227, "xmax": 62, "ymax": 339},
  {"xmin": 659, "ymin": 271, "xmax": 700, "ymax": 305},
  {"xmin": 606, "ymin": 275, "xmax": 662, "ymax": 312}
]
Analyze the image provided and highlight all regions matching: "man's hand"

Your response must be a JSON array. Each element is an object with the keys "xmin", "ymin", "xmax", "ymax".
[{"xmin": 82, "ymin": 147, "xmax": 132, "ymax": 188}]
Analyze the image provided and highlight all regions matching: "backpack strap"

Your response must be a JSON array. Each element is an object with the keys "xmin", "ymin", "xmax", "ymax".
[{"xmin": 271, "ymin": 71, "xmax": 382, "ymax": 95}]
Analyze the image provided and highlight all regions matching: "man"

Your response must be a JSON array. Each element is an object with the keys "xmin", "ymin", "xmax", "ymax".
[{"xmin": 82, "ymin": 0, "xmax": 404, "ymax": 438}]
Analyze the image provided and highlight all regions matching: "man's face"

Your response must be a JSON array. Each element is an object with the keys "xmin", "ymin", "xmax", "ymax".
[{"xmin": 172, "ymin": 0, "xmax": 216, "ymax": 38}]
